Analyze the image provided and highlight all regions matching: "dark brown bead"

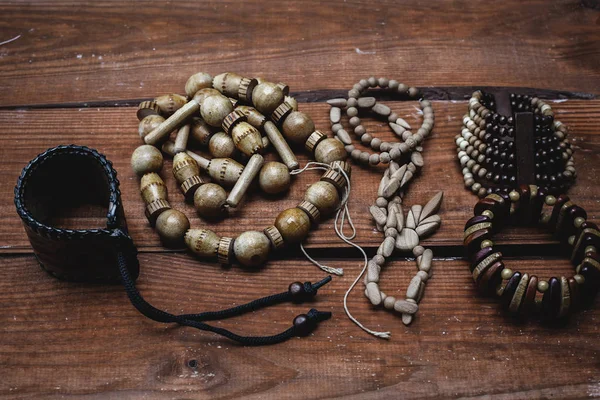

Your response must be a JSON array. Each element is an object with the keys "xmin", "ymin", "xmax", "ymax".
[
  {"xmin": 464, "ymin": 229, "xmax": 492, "ymax": 255},
  {"xmin": 478, "ymin": 261, "xmax": 504, "ymax": 296},
  {"xmin": 530, "ymin": 187, "xmax": 547, "ymax": 222},
  {"xmin": 548, "ymin": 194, "xmax": 570, "ymax": 228},
  {"xmin": 288, "ymin": 281, "xmax": 306, "ymax": 301},
  {"xmin": 568, "ymin": 277, "xmax": 580, "ymax": 312},
  {"xmin": 521, "ymin": 275, "xmax": 538, "ymax": 316},
  {"xmin": 541, "ymin": 277, "xmax": 561, "ymax": 321},
  {"xmin": 501, "ymin": 271, "xmax": 522, "ymax": 310},
  {"xmin": 464, "ymin": 215, "xmax": 491, "ymax": 230},
  {"xmin": 517, "ymin": 184, "xmax": 531, "ymax": 223},
  {"xmin": 572, "ymin": 227, "xmax": 600, "ymax": 265},
  {"xmin": 470, "ymin": 246, "xmax": 494, "ymax": 272},
  {"xmin": 558, "ymin": 204, "xmax": 586, "ymax": 241},
  {"xmin": 293, "ymin": 314, "xmax": 314, "ymax": 336}
]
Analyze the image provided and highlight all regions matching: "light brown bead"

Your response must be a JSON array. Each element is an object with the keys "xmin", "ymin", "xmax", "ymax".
[
  {"xmin": 282, "ymin": 111, "xmax": 315, "ymax": 145},
  {"xmin": 145, "ymin": 199, "xmax": 171, "ymax": 225},
  {"xmin": 138, "ymin": 114, "xmax": 165, "ymax": 139},
  {"xmin": 264, "ymin": 225, "xmax": 285, "ymax": 249},
  {"xmin": 144, "ymin": 100, "xmax": 200, "ymax": 145},
  {"xmin": 185, "ymin": 72, "xmax": 213, "ymax": 98},
  {"xmin": 190, "ymin": 117, "xmax": 214, "ymax": 146},
  {"xmin": 314, "ymin": 138, "xmax": 347, "ymax": 164},
  {"xmin": 252, "ymin": 82, "xmax": 284, "ymax": 115},
  {"xmin": 155, "ymin": 209, "xmax": 190, "ymax": 247},
  {"xmin": 226, "ymin": 154, "xmax": 264, "ymax": 208},
  {"xmin": 236, "ymin": 105, "xmax": 266, "ymax": 128},
  {"xmin": 137, "ymin": 100, "xmax": 160, "ymax": 121},
  {"xmin": 131, "ymin": 145, "xmax": 163, "ymax": 176},
  {"xmin": 297, "ymin": 200, "xmax": 320, "ymax": 223},
  {"xmin": 304, "ymin": 181, "xmax": 340, "ymax": 216},
  {"xmin": 140, "ymin": 172, "xmax": 168, "ymax": 204},
  {"xmin": 233, "ymin": 231, "xmax": 271, "ymax": 267},
  {"xmin": 259, "ymin": 161, "xmax": 291, "ymax": 194},
  {"xmin": 285, "ymin": 96, "xmax": 298, "ymax": 111},
  {"xmin": 305, "ymin": 130, "xmax": 327, "ymax": 153},
  {"xmin": 185, "ymin": 228, "xmax": 221, "ymax": 258},
  {"xmin": 231, "ymin": 121, "xmax": 263, "ymax": 156},
  {"xmin": 155, "ymin": 94, "xmax": 187, "ymax": 116},
  {"xmin": 208, "ymin": 131, "xmax": 236, "ymax": 158},
  {"xmin": 263, "ymin": 121, "xmax": 298, "ymax": 170},
  {"xmin": 192, "ymin": 88, "xmax": 221, "ymax": 105},
  {"xmin": 213, "ymin": 72, "xmax": 244, "ymax": 98},
  {"xmin": 205, "ymin": 157, "xmax": 244, "ymax": 187},
  {"xmin": 173, "ymin": 152, "xmax": 204, "ymax": 199},
  {"xmin": 193, "ymin": 183, "xmax": 227, "ymax": 218},
  {"xmin": 274, "ymin": 208, "xmax": 311, "ymax": 244},
  {"xmin": 217, "ymin": 236, "xmax": 234, "ymax": 265},
  {"xmin": 200, "ymin": 94, "xmax": 234, "ymax": 127}
]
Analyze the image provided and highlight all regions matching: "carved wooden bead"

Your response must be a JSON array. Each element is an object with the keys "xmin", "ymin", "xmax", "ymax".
[
  {"xmin": 204, "ymin": 157, "xmax": 244, "ymax": 187},
  {"xmin": 190, "ymin": 117, "xmax": 214, "ymax": 146},
  {"xmin": 209, "ymin": 131, "xmax": 236, "ymax": 158},
  {"xmin": 131, "ymin": 145, "xmax": 163, "ymax": 176},
  {"xmin": 234, "ymin": 231, "xmax": 271, "ymax": 267},
  {"xmin": 192, "ymin": 88, "xmax": 221, "ymax": 106},
  {"xmin": 282, "ymin": 111, "xmax": 315, "ymax": 145},
  {"xmin": 259, "ymin": 161, "xmax": 291, "ymax": 194},
  {"xmin": 285, "ymin": 96, "xmax": 298, "ymax": 111},
  {"xmin": 238, "ymin": 77, "xmax": 258, "ymax": 102},
  {"xmin": 231, "ymin": 121, "xmax": 264, "ymax": 156},
  {"xmin": 305, "ymin": 130, "xmax": 327, "ymax": 153},
  {"xmin": 145, "ymin": 199, "xmax": 171, "ymax": 225},
  {"xmin": 155, "ymin": 93, "xmax": 187, "ymax": 116},
  {"xmin": 271, "ymin": 102, "xmax": 294, "ymax": 127},
  {"xmin": 314, "ymin": 138, "xmax": 347, "ymax": 164},
  {"xmin": 155, "ymin": 209, "xmax": 190, "ymax": 247},
  {"xmin": 201, "ymin": 94, "xmax": 234, "ymax": 127},
  {"xmin": 193, "ymin": 183, "xmax": 227, "ymax": 218},
  {"xmin": 140, "ymin": 172, "xmax": 168, "ymax": 204},
  {"xmin": 185, "ymin": 228, "xmax": 221, "ymax": 258},
  {"xmin": 137, "ymin": 100, "xmax": 160, "ymax": 121},
  {"xmin": 297, "ymin": 200, "xmax": 320, "ymax": 223},
  {"xmin": 304, "ymin": 181, "xmax": 340, "ymax": 216},
  {"xmin": 264, "ymin": 225, "xmax": 285, "ymax": 249},
  {"xmin": 235, "ymin": 105, "xmax": 267, "ymax": 128},
  {"xmin": 138, "ymin": 114, "xmax": 165, "ymax": 139},
  {"xmin": 185, "ymin": 72, "xmax": 213, "ymax": 98},
  {"xmin": 172, "ymin": 152, "xmax": 205, "ymax": 199},
  {"xmin": 252, "ymin": 82, "xmax": 284, "ymax": 115},
  {"xmin": 217, "ymin": 236, "xmax": 235, "ymax": 265},
  {"xmin": 213, "ymin": 72, "xmax": 244, "ymax": 98},
  {"xmin": 274, "ymin": 208, "xmax": 311, "ymax": 244},
  {"xmin": 221, "ymin": 110, "xmax": 247, "ymax": 134}
]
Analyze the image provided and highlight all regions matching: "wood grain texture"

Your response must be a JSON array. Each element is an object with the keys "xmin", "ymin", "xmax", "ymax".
[
  {"xmin": 1, "ymin": 100, "xmax": 599, "ymax": 254},
  {"xmin": 0, "ymin": 0, "xmax": 599, "ymax": 107},
  {"xmin": 0, "ymin": 254, "xmax": 598, "ymax": 399}
]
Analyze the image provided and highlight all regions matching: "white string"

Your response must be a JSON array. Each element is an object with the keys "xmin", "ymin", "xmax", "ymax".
[{"xmin": 292, "ymin": 161, "xmax": 391, "ymax": 339}]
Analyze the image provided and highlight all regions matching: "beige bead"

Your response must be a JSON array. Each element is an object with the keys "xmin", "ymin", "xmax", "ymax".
[
  {"xmin": 131, "ymin": 145, "xmax": 163, "ymax": 176},
  {"xmin": 233, "ymin": 231, "xmax": 271, "ymax": 267},
  {"xmin": 252, "ymin": 82, "xmax": 284, "ymax": 115},
  {"xmin": 274, "ymin": 208, "xmax": 311, "ymax": 243},
  {"xmin": 185, "ymin": 228, "xmax": 221, "ymax": 258},
  {"xmin": 155, "ymin": 94, "xmax": 187, "ymax": 116},
  {"xmin": 259, "ymin": 162, "xmax": 291, "ymax": 194},
  {"xmin": 144, "ymin": 100, "xmax": 200, "ymax": 145},
  {"xmin": 200, "ymin": 94, "xmax": 234, "ymax": 127},
  {"xmin": 314, "ymin": 138, "xmax": 347, "ymax": 164},
  {"xmin": 231, "ymin": 121, "xmax": 263, "ymax": 156},
  {"xmin": 155, "ymin": 209, "xmax": 190, "ymax": 247},
  {"xmin": 173, "ymin": 152, "xmax": 204, "ymax": 199},
  {"xmin": 190, "ymin": 117, "xmax": 214, "ymax": 146},
  {"xmin": 193, "ymin": 183, "xmax": 227, "ymax": 218},
  {"xmin": 138, "ymin": 114, "xmax": 165, "ymax": 139},
  {"xmin": 304, "ymin": 181, "xmax": 340, "ymax": 216},
  {"xmin": 204, "ymin": 157, "xmax": 244, "ymax": 187},
  {"xmin": 208, "ymin": 131, "xmax": 236, "ymax": 158},
  {"xmin": 263, "ymin": 121, "xmax": 298, "ymax": 170},
  {"xmin": 185, "ymin": 72, "xmax": 213, "ymax": 98},
  {"xmin": 140, "ymin": 172, "xmax": 168, "ymax": 204},
  {"xmin": 212, "ymin": 72, "xmax": 251, "ymax": 99},
  {"xmin": 285, "ymin": 96, "xmax": 298, "ymax": 111},
  {"xmin": 137, "ymin": 100, "xmax": 160, "ymax": 121},
  {"xmin": 282, "ymin": 111, "xmax": 315, "ymax": 145},
  {"xmin": 192, "ymin": 88, "xmax": 221, "ymax": 105},
  {"xmin": 173, "ymin": 124, "xmax": 190, "ymax": 153},
  {"xmin": 226, "ymin": 154, "xmax": 264, "ymax": 208}
]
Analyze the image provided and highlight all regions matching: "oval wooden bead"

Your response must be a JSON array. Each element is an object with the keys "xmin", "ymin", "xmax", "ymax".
[
  {"xmin": 282, "ymin": 111, "xmax": 315, "ymax": 145},
  {"xmin": 172, "ymin": 152, "xmax": 200, "ymax": 184},
  {"xmin": 274, "ymin": 208, "xmax": 311, "ymax": 244},
  {"xmin": 304, "ymin": 181, "xmax": 340, "ymax": 216},
  {"xmin": 396, "ymin": 228, "xmax": 419, "ymax": 251},
  {"xmin": 314, "ymin": 138, "xmax": 347, "ymax": 164},
  {"xmin": 406, "ymin": 275, "xmax": 422, "ymax": 299},
  {"xmin": 189, "ymin": 117, "xmax": 214, "ymax": 146},
  {"xmin": 366, "ymin": 282, "xmax": 382, "ymax": 306},
  {"xmin": 185, "ymin": 228, "xmax": 221, "ymax": 258},
  {"xmin": 138, "ymin": 114, "xmax": 165, "ymax": 139},
  {"xmin": 192, "ymin": 88, "xmax": 221, "ymax": 106},
  {"xmin": 155, "ymin": 94, "xmax": 187, "ymax": 116},
  {"xmin": 185, "ymin": 72, "xmax": 213, "ymax": 98},
  {"xmin": 233, "ymin": 231, "xmax": 271, "ymax": 267},
  {"xmin": 193, "ymin": 183, "xmax": 227, "ymax": 218},
  {"xmin": 201, "ymin": 94, "xmax": 234, "ymax": 127},
  {"xmin": 205, "ymin": 157, "xmax": 244, "ymax": 187},
  {"xmin": 231, "ymin": 121, "xmax": 263, "ymax": 156},
  {"xmin": 372, "ymin": 103, "xmax": 391, "ymax": 116},
  {"xmin": 259, "ymin": 161, "xmax": 291, "ymax": 194},
  {"xmin": 155, "ymin": 209, "xmax": 190, "ymax": 248},
  {"xmin": 252, "ymin": 82, "xmax": 284, "ymax": 115},
  {"xmin": 394, "ymin": 299, "xmax": 418, "ymax": 314},
  {"xmin": 208, "ymin": 131, "xmax": 236, "ymax": 158},
  {"xmin": 131, "ymin": 145, "xmax": 163, "ymax": 176},
  {"xmin": 212, "ymin": 72, "xmax": 243, "ymax": 98},
  {"xmin": 140, "ymin": 172, "xmax": 168, "ymax": 204}
]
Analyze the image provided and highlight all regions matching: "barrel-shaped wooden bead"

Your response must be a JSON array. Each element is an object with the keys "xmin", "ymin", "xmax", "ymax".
[
  {"xmin": 314, "ymin": 138, "xmax": 347, "ymax": 164},
  {"xmin": 213, "ymin": 72, "xmax": 251, "ymax": 99},
  {"xmin": 252, "ymin": 82, "xmax": 284, "ymax": 115},
  {"xmin": 201, "ymin": 94, "xmax": 234, "ymax": 127},
  {"xmin": 236, "ymin": 105, "xmax": 267, "ymax": 128},
  {"xmin": 304, "ymin": 181, "xmax": 340, "ymax": 216},
  {"xmin": 233, "ymin": 231, "xmax": 271, "ymax": 267},
  {"xmin": 155, "ymin": 209, "xmax": 190, "ymax": 248},
  {"xmin": 231, "ymin": 121, "xmax": 263, "ymax": 156},
  {"xmin": 185, "ymin": 72, "xmax": 213, "ymax": 98},
  {"xmin": 185, "ymin": 229, "xmax": 221, "ymax": 259},
  {"xmin": 155, "ymin": 94, "xmax": 187, "ymax": 116},
  {"xmin": 274, "ymin": 208, "xmax": 311, "ymax": 244},
  {"xmin": 140, "ymin": 172, "xmax": 168, "ymax": 204},
  {"xmin": 282, "ymin": 111, "xmax": 315, "ymax": 145},
  {"xmin": 206, "ymin": 158, "xmax": 244, "ymax": 187}
]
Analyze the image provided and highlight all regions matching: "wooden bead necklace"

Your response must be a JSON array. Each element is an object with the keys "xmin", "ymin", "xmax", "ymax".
[
  {"xmin": 327, "ymin": 77, "xmax": 443, "ymax": 338},
  {"xmin": 465, "ymin": 187, "xmax": 599, "ymax": 321},
  {"xmin": 132, "ymin": 72, "xmax": 351, "ymax": 269}
]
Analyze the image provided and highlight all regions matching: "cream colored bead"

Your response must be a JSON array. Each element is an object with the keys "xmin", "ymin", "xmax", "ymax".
[
  {"xmin": 226, "ymin": 154, "xmax": 264, "ymax": 208},
  {"xmin": 209, "ymin": 131, "xmax": 236, "ymax": 158},
  {"xmin": 155, "ymin": 94, "xmax": 187, "ymax": 116},
  {"xmin": 131, "ymin": 145, "xmax": 163, "ymax": 176},
  {"xmin": 574, "ymin": 274, "xmax": 585, "ymax": 285},
  {"xmin": 263, "ymin": 121, "xmax": 298, "ymax": 170},
  {"xmin": 233, "ymin": 231, "xmax": 271, "ymax": 267},
  {"xmin": 252, "ymin": 82, "xmax": 284, "ymax": 115},
  {"xmin": 274, "ymin": 208, "xmax": 311, "ymax": 243},
  {"xmin": 155, "ymin": 209, "xmax": 190, "ymax": 247},
  {"xmin": 138, "ymin": 114, "xmax": 165, "ymax": 139},
  {"xmin": 304, "ymin": 181, "xmax": 340, "ymax": 216},
  {"xmin": 144, "ymin": 100, "xmax": 200, "ymax": 145},
  {"xmin": 501, "ymin": 268, "xmax": 513, "ymax": 280},
  {"xmin": 185, "ymin": 72, "xmax": 213, "ymax": 98},
  {"xmin": 259, "ymin": 162, "xmax": 291, "ymax": 194},
  {"xmin": 481, "ymin": 239, "xmax": 494, "ymax": 249},
  {"xmin": 537, "ymin": 280, "xmax": 549, "ymax": 292},
  {"xmin": 314, "ymin": 138, "xmax": 347, "ymax": 164},
  {"xmin": 193, "ymin": 183, "xmax": 227, "ymax": 218},
  {"xmin": 185, "ymin": 229, "xmax": 221, "ymax": 258},
  {"xmin": 282, "ymin": 111, "xmax": 315, "ymax": 145},
  {"xmin": 200, "ymin": 94, "xmax": 234, "ymax": 127}
]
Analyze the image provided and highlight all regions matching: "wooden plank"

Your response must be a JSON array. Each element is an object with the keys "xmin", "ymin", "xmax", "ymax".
[
  {"xmin": 1, "ymin": 100, "xmax": 599, "ymax": 253},
  {"xmin": 0, "ymin": 0, "xmax": 599, "ymax": 107},
  {"xmin": 0, "ymin": 254, "xmax": 597, "ymax": 399}
]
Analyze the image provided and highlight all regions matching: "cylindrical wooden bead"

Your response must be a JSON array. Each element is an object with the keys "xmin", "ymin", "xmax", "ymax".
[
  {"xmin": 274, "ymin": 208, "xmax": 311, "ymax": 243},
  {"xmin": 314, "ymin": 138, "xmax": 347, "ymax": 164},
  {"xmin": 231, "ymin": 121, "xmax": 264, "ymax": 156},
  {"xmin": 172, "ymin": 152, "xmax": 205, "ymax": 199},
  {"xmin": 208, "ymin": 131, "xmax": 236, "ymax": 158},
  {"xmin": 194, "ymin": 183, "xmax": 227, "ymax": 218},
  {"xmin": 252, "ymin": 82, "xmax": 284, "ymax": 115},
  {"xmin": 189, "ymin": 117, "xmax": 213, "ymax": 146},
  {"xmin": 305, "ymin": 130, "xmax": 327, "ymax": 153},
  {"xmin": 137, "ymin": 100, "xmax": 160, "ymax": 121},
  {"xmin": 304, "ymin": 181, "xmax": 340, "ymax": 216},
  {"xmin": 144, "ymin": 100, "xmax": 199, "ymax": 145},
  {"xmin": 263, "ymin": 121, "xmax": 299, "ymax": 170},
  {"xmin": 139, "ymin": 114, "xmax": 165, "ymax": 139},
  {"xmin": 205, "ymin": 157, "xmax": 244, "ymax": 187},
  {"xmin": 155, "ymin": 209, "xmax": 190, "ymax": 248},
  {"xmin": 297, "ymin": 200, "xmax": 320, "ymax": 224},
  {"xmin": 235, "ymin": 105, "xmax": 267, "ymax": 128},
  {"xmin": 321, "ymin": 161, "xmax": 351, "ymax": 192},
  {"xmin": 217, "ymin": 236, "xmax": 235, "ymax": 265},
  {"xmin": 201, "ymin": 94, "xmax": 234, "ymax": 127},
  {"xmin": 226, "ymin": 153, "xmax": 265, "ymax": 208},
  {"xmin": 131, "ymin": 145, "xmax": 163, "ymax": 176},
  {"xmin": 185, "ymin": 72, "xmax": 213, "ymax": 98},
  {"xmin": 173, "ymin": 124, "xmax": 190, "ymax": 153},
  {"xmin": 264, "ymin": 225, "xmax": 285, "ymax": 249},
  {"xmin": 233, "ymin": 231, "xmax": 271, "ymax": 267},
  {"xmin": 145, "ymin": 199, "xmax": 171, "ymax": 225},
  {"xmin": 185, "ymin": 229, "xmax": 221, "ymax": 259},
  {"xmin": 155, "ymin": 94, "xmax": 187, "ymax": 116},
  {"xmin": 282, "ymin": 111, "xmax": 315, "ymax": 145},
  {"xmin": 259, "ymin": 161, "xmax": 291, "ymax": 194}
]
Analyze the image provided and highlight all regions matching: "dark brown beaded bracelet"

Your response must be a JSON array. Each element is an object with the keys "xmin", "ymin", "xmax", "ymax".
[{"xmin": 464, "ymin": 185, "xmax": 599, "ymax": 321}]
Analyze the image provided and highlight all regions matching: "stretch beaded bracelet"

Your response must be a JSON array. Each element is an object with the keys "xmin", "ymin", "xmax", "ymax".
[{"xmin": 465, "ymin": 187, "xmax": 599, "ymax": 321}]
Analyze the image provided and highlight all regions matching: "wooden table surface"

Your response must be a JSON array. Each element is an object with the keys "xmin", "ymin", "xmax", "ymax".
[{"xmin": 1, "ymin": 1, "xmax": 599, "ymax": 399}]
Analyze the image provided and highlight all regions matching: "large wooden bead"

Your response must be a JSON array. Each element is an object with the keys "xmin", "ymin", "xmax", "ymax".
[
  {"xmin": 274, "ymin": 208, "xmax": 311, "ymax": 243},
  {"xmin": 213, "ymin": 72, "xmax": 243, "ymax": 98},
  {"xmin": 194, "ymin": 183, "xmax": 227, "ymax": 218},
  {"xmin": 304, "ymin": 181, "xmax": 340, "ymax": 216},
  {"xmin": 314, "ymin": 138, "xmax": 347, "ymax": 164},
  {"xmin": 209, "ymin": 131, "xmax": 236, "ymax": 158},
  {"xmin": 231, "ymin": 121, "xmax": 264, "ymax": 156},
  {"xmin": 185, "ymin": 72, "xmax": 213, "ymax": 98},
  {"xmin": 252, "ymin": 82, "xmax": 284, "ymax": 115},
  {"xmin": 200, "ymin": 94, "xmax": 234, "ymax": 127},
  {"xmin": 173, "ymin": 152, "xmax": 204, "ymax": 198},
  {"xmin": 185, "ymin": 228, "xmax": 221, "ymax": 258},
  {"xmin": 140, "ymin": 172, "xmax": 168, "ymax": 204},
  {"xmin": 205, "ymin": 158, "xmax": 244, "ymax": 187},
  {"xmin": 138, "ymin": 114, "xmax": 165, "ymax": 139},
  {"xmin": 190, "ymin": 117, "xmax": 213, "ymax": 146},
  {"xmin": 131, "ymin": 145, "xmax": 163, "ymax": 176},
  {"xmin": 233, "ymin": 231, "xmax": 271, "ymax": 267},
  {"xmin": 155, "ymin": 94, "xmax": 188, "ymax": 116},
  {"xmin": 259, "ymin": 161, "xmax": 290, "ymax": 194},
  {"xmin": 155, "ymin": 209, "xmax": 190, "ymax": 247},
  {"xmin": 282, "ymin": 111, "xmax": 315, "ymax": 145},
  {"xmin": 192, "ymin": 88, "xmax": 221, "ymax": 106}
]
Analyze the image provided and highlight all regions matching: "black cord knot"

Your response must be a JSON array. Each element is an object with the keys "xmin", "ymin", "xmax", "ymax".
[
  {"xmin": 293, "ymin": 308, "xmax": 332, "ymax": 336},
  {"xmin": 288, "ymin": 276, "xmax": 332, "ymax": 303}
]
